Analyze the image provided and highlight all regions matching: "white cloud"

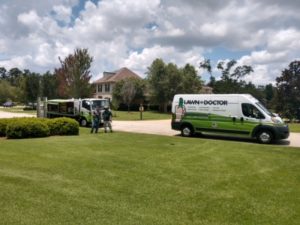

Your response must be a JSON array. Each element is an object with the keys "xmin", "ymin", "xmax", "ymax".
[
  {"xmin": 123, "ymin": 45, "xmax": 204, "ymax": 77},
  {"xmin": 18, "ymin": 10, "xmax": 40, "ymax": 27},
  {"xmin": 0, "ymin": 0, "xmax": 300, "ymax": 86},
  {"xmin": 53, "ymin": 5, "xmax": 72, "ymax": 23},
  {"xmin": 1, "ymin": 55, "xmax": 33, "ymax": 70}
]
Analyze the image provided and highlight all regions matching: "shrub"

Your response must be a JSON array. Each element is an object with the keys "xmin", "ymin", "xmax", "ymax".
[
  {"xmin": 6, "ymin": 118, "xmax": 50, "ymax": 139},
  {"xmin": 47, "ymin": 117, "xmax": 79, "ymax": 136},
  {"xmin": 0, "ymin": 118, "xmax": 11, "ymax": 137}
]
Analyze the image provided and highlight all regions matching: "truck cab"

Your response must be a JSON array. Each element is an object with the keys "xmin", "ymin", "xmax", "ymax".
[{"xmin": 45, "ymin": 98, "xmax": 110, "ymax": 127}]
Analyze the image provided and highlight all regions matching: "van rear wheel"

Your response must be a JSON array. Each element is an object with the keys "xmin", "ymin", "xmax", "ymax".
[
  {"xmin": 257, "ymin": 130, "xmax": 273, "ymax": 144},
  {"xmin": 181, "ymin": 125, "xmax": 194, "ymax": 137}
]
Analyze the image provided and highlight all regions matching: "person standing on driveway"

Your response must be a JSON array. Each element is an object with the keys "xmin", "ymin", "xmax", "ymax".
[
  {"xmin": 91, "ymin": 106, "xmax": 101, "ymax": 133},
  {"xmin": 102, "ymin": 106, "xmax": 113, "ymax": 133}
]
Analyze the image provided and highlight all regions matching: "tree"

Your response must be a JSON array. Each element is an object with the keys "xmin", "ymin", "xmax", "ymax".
[
  {"xmin": 263, "ymin": 83, "xmax": 275, "ymax": 108},
  {"xmin": 112, "ymin": 77, "xmax": 146, "ymax": 112},
  {"xmin": 40, "ymin": 71, "xmax": 59, "ymax": 99},
  {"xmin": 199, "ymin": 59, "xmax": 212, "ymax": 76},
  {"xmin": 275, "ymin": 60, "xmax": 300, "ymax": 119},
  {"xmin": 0, "ymin": 67, "xmax": 7, "ymax": 80},
  {"xmin": 7, "ymin": 67, "xmax": 23, "ymax": 86},
  {"xmin": 121, "ymin": 79, "xmax": 137, "ymax": 112},
  {"xmin": 199, "ymin": 58, "xmax": 254, "ymax": 93},
  {"xmin": 21, "ymin": 71, "xmax": 41, "ymax": 103},
  {"xmin": 147, "ymin": 59, "xmax": 168, "ymax": 112},
  {"xmin": 55, "ymin": 48, "xmax": 93, "ymax": 98},
  {"xmin": 147, "ymin": 59, "xmax": 203, "ymax": 112},
  {"xmin": 0, "ymin": 80, "xmax": 18, "ymax": 103},
  {"xmin": 181, "ymin": 63, "xmax": 203, "ymax": 93}
]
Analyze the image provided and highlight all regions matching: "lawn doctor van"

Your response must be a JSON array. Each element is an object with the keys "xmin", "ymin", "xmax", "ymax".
[{"xmin": 171, "ymin": 94, "xmax": 289, "ymax": 144}]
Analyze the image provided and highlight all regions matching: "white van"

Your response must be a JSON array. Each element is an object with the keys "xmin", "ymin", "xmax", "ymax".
[{"xmin": 171, "ymin": 94, "xmax": 289, "ymax": 144}]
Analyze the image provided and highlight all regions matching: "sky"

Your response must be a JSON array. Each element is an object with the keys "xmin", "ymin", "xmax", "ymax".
[{"xmin": 0, "ymin": 0, "xmax": 300, "ymax": 85}]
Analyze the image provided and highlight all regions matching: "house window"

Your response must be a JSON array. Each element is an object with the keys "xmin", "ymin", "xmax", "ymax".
[
  {"xmin": 105, "ymin": 84, "xmax": 110, "ymax": 92},
  {"xmin": 98, "ymin": 84, "xmax": 102, "ymax": 93}
]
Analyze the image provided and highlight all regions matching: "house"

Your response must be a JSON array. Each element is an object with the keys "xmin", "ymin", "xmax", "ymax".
[
  {"xmin": 199, "ymin": 85, "xmax": 213, "ymax": 94},
  {"xmin": 93, "ymin": 67, "xmax": 141, "ymax": 101}
]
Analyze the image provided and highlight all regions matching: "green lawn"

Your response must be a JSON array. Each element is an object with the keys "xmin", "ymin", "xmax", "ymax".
[
  {"xmin": 0, "ymin": 106, "xmax": 36, "ymax": 115},
  {"xmin": 0, "ymin": 129, "xmax": 299, "ymax": 225},
  {"xmin": 288, "ymin": 123, "xmax": 300, "ymax": 133},
  {"xmin": 112, "ymin": 110, "xmax": 171, "ymax": 120},
  {"xmin": 0, "ymin": 107, "xmax": 169, "ymax": 120}
]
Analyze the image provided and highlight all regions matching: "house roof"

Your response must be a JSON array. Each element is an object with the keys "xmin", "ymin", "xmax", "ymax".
[{"xmin": 94, "ymin": 67, "xmax": 141, "ymax": 83}]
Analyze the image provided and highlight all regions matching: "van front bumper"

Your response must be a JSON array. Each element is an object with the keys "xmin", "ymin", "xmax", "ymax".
[{"xmin": 275, "ymin": 125, "xmax": 289, "ymax": 139}]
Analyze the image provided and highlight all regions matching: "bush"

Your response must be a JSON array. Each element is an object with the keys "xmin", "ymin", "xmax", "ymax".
[
  {"xmin": 6, "ymin": 118, "xmax": 50, "ymax": 139},
  {"xmin": 0, "ymin": 118, "xmax": 10, "ymax": 137},
  {"xmin": 47, "ymin": 117, "xmax": 79, "ymax": 136},
  {"xmin": 1, "ymin": 117, "xmax": 79, "ymax": 139}
]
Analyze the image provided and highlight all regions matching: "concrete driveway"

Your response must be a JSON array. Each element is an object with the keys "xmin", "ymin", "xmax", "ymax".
[
  {"xmin": 0, "ymin": 110, "xmax": 299, "ymax": 147},
  {"xmin": 112, "ymin": 120, "xmax": 300, "ymax": 148}
]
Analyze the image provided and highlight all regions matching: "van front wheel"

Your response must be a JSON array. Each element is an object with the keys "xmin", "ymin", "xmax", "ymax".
[
  {"xmin": 257, "ymin": 130, "xmax": 273, "ymax": 144},
  {"xmin": 181, "ymin": 125, "xmax": 194, "ymax": 137},
  {"xmin": 80, "ymin": 118, "xmax": 88, "ymax": 127}
]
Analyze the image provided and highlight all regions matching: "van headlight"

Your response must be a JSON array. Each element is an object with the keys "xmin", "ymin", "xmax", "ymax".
[{"xmin": 271, "ymin": 117, "xmax": 283, "ymax": 124}]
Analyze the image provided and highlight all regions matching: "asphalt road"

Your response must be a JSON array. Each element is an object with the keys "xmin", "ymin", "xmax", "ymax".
[{"xmin": 0, "ymin": 110, "xmax": 299, "ymax": 147}]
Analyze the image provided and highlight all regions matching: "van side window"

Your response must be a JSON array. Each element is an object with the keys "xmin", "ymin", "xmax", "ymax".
[
  {"xmin": 242, "ymin": 103, "xmax": 265, "ymax": 119},
  {"xmin": 82, "ymin": 100, "xmax": 91, "ymax": 111}
]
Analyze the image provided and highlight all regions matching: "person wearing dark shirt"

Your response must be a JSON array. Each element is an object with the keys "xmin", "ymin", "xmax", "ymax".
[
  {"xmin": 90, "ymin": 106, "xmax": 100, "ymax": 133},
  {"xmin": 102, "ymin": 106, "xmax": 113, "ymax": 133}
]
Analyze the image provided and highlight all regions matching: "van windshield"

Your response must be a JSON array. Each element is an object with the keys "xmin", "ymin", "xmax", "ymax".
[
  {"xmin": 92, "ymin": 100, "xmax": 109, "ymax": 109},
  {"xmin": 256, "ymin": 102, "xmax": 274, "ymax": 117}
]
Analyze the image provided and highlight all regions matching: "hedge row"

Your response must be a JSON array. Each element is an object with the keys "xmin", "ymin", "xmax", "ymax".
[{"xmin": 0, "ymin": 117, "xmax": 79, "ymax": 139}]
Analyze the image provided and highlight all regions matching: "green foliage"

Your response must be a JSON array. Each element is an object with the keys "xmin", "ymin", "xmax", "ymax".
[
  {"xmin": 275, "ymin": 60, "xmax": 300, "ymax": 119},
  {"xmin": 147, "ymin": 59, "xmax": 203, "ymax": 112},
  {"xmin": 0, "ymin": 118, "xmax": 10, "ymax": 136},
  {"xmin": 112, "ymin": 77, "xmax": 146, "ymax": 111},
  {"xmin": 0, "ymin": 117, "xmax": 78, "ymax": 138},
  {"xmin": 40, "ymin": 71, "xmax": 59, "ymax": 99},
  {"xmin": 181, "ymin": 64, "xmax": 203, "ymax": 93},
  {"xmin": 6, "ymin": 118, "xmax": 50, "ymax": 139},
  {"xmin": 55, "ymin": 48, "xmax": 93, "ymax": 98},
  {"xmin": 22, "ymin": 71, "xmax": 41, "ymax": 103},
  {"xmin": 47, "ymin": 117, "xmax": 79, "ymax": 136},
  {"xmin": 7, "ymin": 67, "xmax": 23, "ymax": 86},
  {"xmin": 0, "ymin": 80, "xmax": 19, "ymax": 103},
  {"xmin": 0, "ymin": 67, "xmax": 61, "ymax": 104}
]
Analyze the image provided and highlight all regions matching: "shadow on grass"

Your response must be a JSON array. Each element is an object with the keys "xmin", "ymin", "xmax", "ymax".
[{"xmin": 175, "ymin": 133, "xmax": 290, "ymax": 146}]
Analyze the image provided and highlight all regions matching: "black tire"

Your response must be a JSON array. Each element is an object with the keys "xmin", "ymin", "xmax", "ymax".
[
  {"xmin": 181, "ymin": 124, "xmax": 194, "ymax": 137},
  {"xmin": 80, "ymin": 118, "xmax": 88, "ymax": 127},
  {"xmin": 257, "ymin": 130, "xmax": 273, "ymax": 144}
]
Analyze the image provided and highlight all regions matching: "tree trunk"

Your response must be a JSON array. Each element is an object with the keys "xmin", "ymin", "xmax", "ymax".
[
  {"xmin": 163, "ymin": 103, "xmax": 168, "ymax": 113},
  {"xmin": 159, "ymin": 103, "xmax": 168, "ymax": 113}
]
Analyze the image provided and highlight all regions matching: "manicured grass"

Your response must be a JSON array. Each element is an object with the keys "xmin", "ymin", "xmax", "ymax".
[
  {"xmin": 0, "ymin": 107, "xmax": 170, "ymax": 120},
  {"xmin": 288, "ymin": 123, "xmax": 300, "ymax": 132},
  {"xmin": 0, "ymin": 106, "xmax": 36, "ymax": 115},
  {"xmin": 0, "ymin": 129, "xmax": 299, "ymax": 225},
  {"xmin": 112, "ymin": 110, "xmax": 171, "ymax": 120}
]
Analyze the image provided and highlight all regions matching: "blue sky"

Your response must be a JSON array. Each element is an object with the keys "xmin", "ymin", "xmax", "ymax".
[{"xmin": 0, "ymin": 0, "xmax": 300, "ymax": 84}]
